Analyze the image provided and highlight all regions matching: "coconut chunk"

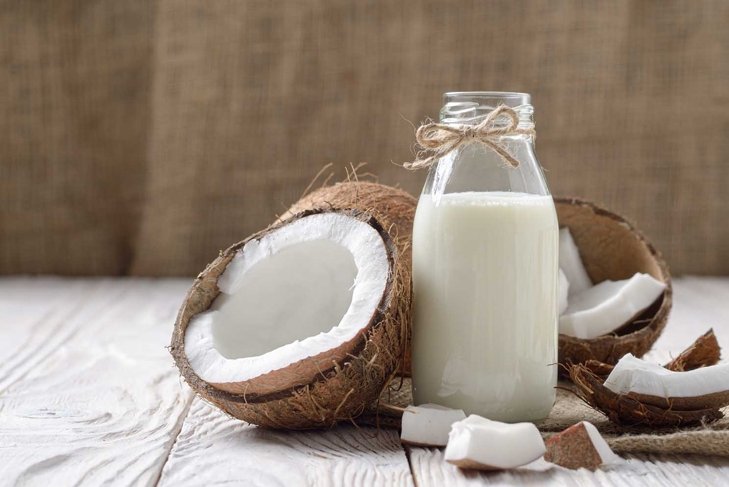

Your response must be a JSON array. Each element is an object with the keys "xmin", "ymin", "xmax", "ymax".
[
  {"xmin": 558, "ymin": 268, "xmax": 569, "ymax": 315},
  {"xmin": 545, "ymin": 421, "xmax": 623, "ymax": 470},
  {"xmin": 559, "ymin": 228, "xmax": 592, "ymax": 296},
  {"xmin": 559, "ymin": 273, "xmax": 666, "ymax": 339},
  {"xmin": 603, "ymin": 353, "xmax": 729, "ymax": 410},
  {"xmin": 400, "ymin": 404, "xmax": 466, "ymax": 447},
  {"xmin": 444, "ymin": 415, "xmax": 546, "ymax": 470}
]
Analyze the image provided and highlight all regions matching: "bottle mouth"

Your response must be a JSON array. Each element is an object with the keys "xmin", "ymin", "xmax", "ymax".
[
  {"xmin": 440, "ymin": 92, "xmax": 533, "ymax": 127},
  {"xmin": 443, "ymin": 91, "xmax": 530, "ymax": 106}
]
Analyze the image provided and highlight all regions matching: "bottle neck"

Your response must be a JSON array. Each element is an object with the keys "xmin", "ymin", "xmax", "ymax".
[{"xmin": 439, "ymin": 92, "xmax": 535, "ymax": 141}]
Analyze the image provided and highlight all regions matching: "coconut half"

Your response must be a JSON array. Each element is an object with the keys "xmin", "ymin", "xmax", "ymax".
[
  {"xmin": 556, "ymin": 198, "xmax": 672, "ymax": 368},
  {"xmin": 171, "ymin": 208, "xmax": 410, "ymax": 429}
]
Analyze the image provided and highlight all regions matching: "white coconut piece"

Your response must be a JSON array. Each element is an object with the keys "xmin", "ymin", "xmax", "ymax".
[
  {"xmin": 400, "ymin": 404, "xmax": 466, "ymax": 447},
  {"xmin": 604, "ymin": 353, "xmax": 729, "ymax": 400},
  {"xmin": 183, "ymin": 212, "xmax": 390, "ymax": 389},
  {"xmin": 559, "ymin": 228, "xmax": 592, "ymax": 296},
  {"xmin": 559, "ymin": 273, "xmax": 666, "ymax": 339},
  {"xmin": 444, "ymin": 415, "xmax": 546, "ymax": 470},
  {"xmin": 583, "ymin": 422, "xmax": 624, "ymax": 466},
  {"xmin": 558, "ymin": 268, "xmax": 569, "ymax": 315}
]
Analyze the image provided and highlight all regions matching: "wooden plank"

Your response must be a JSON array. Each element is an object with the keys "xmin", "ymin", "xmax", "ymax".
[
  {"xmin": 0, "ymin": 277, "xmax": 194, "ymax": 487},
  {"xmin": 158, "ymin": 398, "xmax": 414, "ymax": 487},
  {"xmin": 2, "ymin": 276, "xmax": 729, "ymax": 486}
]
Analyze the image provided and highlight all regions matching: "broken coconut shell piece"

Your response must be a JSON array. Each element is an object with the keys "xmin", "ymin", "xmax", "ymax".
[
  {"xmin": 582, "ymin": 329, "xmax": 721, "ymax": 377},
  {"xmin": 569, "ymin": 330, "xmax": 726, "ymax": 427},
  {"xmin": 664, "ymin": 329, "xmax": 721, "ymax": 372},
  {"xmin": 570, "ymin": 363, "xmax": 724, "ymax": 427},
  {"xmin": 555, "ymin": 197, "xmax": 672, "ymax": 368},
  {"xmin": 545, "ymin": 421, "xmax": 623, "ymax": 470},
  {"xmin": 559, "ymin": 273, "xmax": 666, "ymax": 340},
  {"xmin": 444, "ymin": 415, "xmax": 546, "ymax": 471},
  {"xmin": 171, "ymin": 208, "xmax": 411, "ymax": 429},
  {"xmin": 400, "ymin": 404, "xmax": 466, "ymax": 447},
  {"xmin": 603, "ymin": 353, "xmax": 729, "ymax": 411}
]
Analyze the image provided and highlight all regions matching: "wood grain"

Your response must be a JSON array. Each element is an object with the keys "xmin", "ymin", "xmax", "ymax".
[
  {"xmin": 0, "ymin": 278, "xmax": 193, "ymax": 486},
  {"xmin": 2, "ymin": 277, "xmax": 729, "ymax": 486},
  {"xmin": 158, "ymin": 398, "xmax": 414, "ymax": 486}
]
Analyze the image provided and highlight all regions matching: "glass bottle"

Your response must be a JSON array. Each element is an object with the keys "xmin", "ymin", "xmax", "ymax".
[{"xmin": 410, "ymin": 91, "xmax": 558, "ymax": 422}]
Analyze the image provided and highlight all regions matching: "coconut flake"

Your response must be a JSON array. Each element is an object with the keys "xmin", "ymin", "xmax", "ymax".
[
  {"xmin": 604, "ymin": 353, "xmax": 729, "ymax": 400},
  {"xmin": 559, "ymin": 273, "xmax": 665, "ymax": 339},
  {"xmin": 400, "ymin": 404, "xmax": 466, "ymax": 447},
  {"xmin": 444, "ymin": 415, "xmax": 546, "ymax": 470},
  {"xmin": 545, "ymin": 421, "xmax": 623, "ymax": 470},
  {"xmin": 559, "ymin": 228, "xmax": 592, "ymax": 296},
  {"xmin": 558, "ymin": 268, "xmax": 569, "ymax": 316}
]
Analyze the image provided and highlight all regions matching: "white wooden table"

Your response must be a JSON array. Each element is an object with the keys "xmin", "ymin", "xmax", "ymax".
[{"xmin": 1, "ymin": 276, "xmax": 729, "ymax": 486}]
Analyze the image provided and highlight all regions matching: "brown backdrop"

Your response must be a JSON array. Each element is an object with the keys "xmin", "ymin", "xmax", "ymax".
[{"xmin": 1, "ymin": 1, "xmax": 728, "ymax": 276}]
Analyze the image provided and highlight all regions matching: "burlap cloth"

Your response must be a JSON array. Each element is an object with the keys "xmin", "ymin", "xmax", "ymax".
[
  {"xmin": 3, "ymin": 1, "xmax": 729, "ymax": 277},
  {"xmin": 360, "ymin": 378, "xmax": 729, "ymax": 457}
]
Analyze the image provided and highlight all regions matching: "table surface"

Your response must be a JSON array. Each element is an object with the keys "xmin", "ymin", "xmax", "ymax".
[{"xmin": 1, "ymin": 276, "xmax": 729, "ymax": 486}]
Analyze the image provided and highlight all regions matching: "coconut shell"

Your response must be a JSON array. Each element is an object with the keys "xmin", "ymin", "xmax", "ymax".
[
  {"xmin": 568, "ymin": 330, "xmax": 727, "ymax": 425},
  {"xmin": 279, "ymin": 181, "xmax": 417, "ymax": 375},
  {"xmin": 170, "ymin": 208, "xmax": 411, "ymax": 429},
  {"xmin": 664, "ymin": 328, "xmax": 720, "ymax": 372},
  {"xmin": 569, "ymin": 364, "xmax": 724, "ymax": 428},
  {"xmin": 556, "ymin": 197, "xmax": 672, "ymax": 370},
  {"xmin": 580, "ymin": 329, "xmax": 720, "ymax": 380}
]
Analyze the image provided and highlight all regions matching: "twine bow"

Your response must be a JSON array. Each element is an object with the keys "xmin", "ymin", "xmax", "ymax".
[{"xmin": 404, "ymin": 105, "xmax": 535, "ymax": 170}]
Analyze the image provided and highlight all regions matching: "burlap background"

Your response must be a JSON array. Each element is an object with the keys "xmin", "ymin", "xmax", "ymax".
[{"xmin": 2, "ymin": 1, "xmax": 729, "ymax": 276}]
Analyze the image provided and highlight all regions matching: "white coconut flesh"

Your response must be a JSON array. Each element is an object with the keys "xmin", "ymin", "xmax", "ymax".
[
  {"xmin": 559, "ymin": 227, "xmax": 592, "ymax": 296},
  {"xmin": 580, "ymin": 421, "xmax": 624, "ymax": 465},
  {"xmin": 559, "ymin": 273, "xmax": 666, "ymax": 339},
  {"xmin": 184, "ymin": 212, "xmax": 390, "ymax": 386},
  {"xmin": 400, "ymin": 404, "xmax": 466, "ymax": 447},
  {"xmin": 604, "ymin": 353, "xmax": 729, "ymax": 399}
]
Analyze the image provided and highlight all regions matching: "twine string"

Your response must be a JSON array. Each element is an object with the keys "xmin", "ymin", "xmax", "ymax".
[{"xmin": 404, "ymin": 105, "xmax": 535, "ymax": 170}]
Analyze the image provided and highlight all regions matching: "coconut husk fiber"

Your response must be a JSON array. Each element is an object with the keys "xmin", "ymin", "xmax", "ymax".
[{"xmin": 360, "ymin": 377, "xmax": 729, "ymax": 457}]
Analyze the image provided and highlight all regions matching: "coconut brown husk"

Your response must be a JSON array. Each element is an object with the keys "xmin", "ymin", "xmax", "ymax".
[
  {"xmin": 556, "ymin": 197, "xmax": 672, "ymax": 370},
  {"xmin": 544, "ymin": 422, "xmax": 604, "ymax": 470},
  {"xmin": 665, "ymin": 329, "xmax": 720, "ymax": 372},
  {"xmin": 279, "ymin": 181, "xmax": 417, "ymax": 375},
  {"xmin": 568, "ymin": 330, "xmax": 726, "ymax": 427},
  {"xmin": 170, "ymin": 208, "xmax": 411, "ymax": 429}
]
